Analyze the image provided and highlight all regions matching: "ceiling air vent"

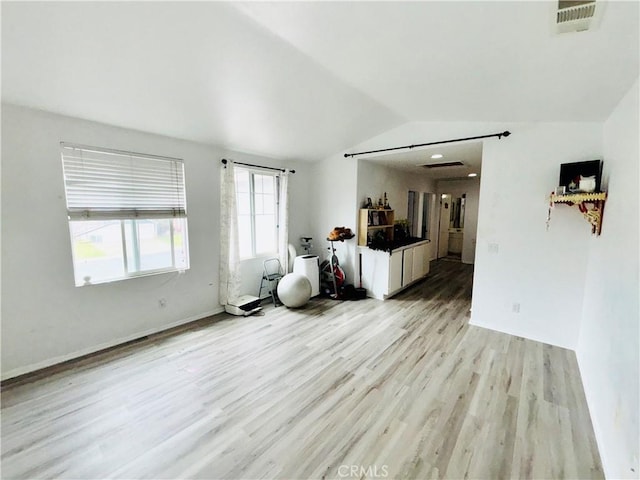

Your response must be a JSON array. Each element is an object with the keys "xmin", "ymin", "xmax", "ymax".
[
  {"xmin": 421, "ymin": 161, "xmax": 465, "ymax": 169},
  {"xmin": 555, "ymin": 1, "xmax": 603, "ymax": 34}
]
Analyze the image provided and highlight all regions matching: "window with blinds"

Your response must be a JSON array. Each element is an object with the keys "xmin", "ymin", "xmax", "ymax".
[{"xmin": 61, "ymin": 143, "xmax": 190, "ymax": 286}]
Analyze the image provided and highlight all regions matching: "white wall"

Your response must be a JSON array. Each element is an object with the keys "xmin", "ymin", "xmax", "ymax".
[
  {"xmin": 1, "ymin": 104, "xmax": 310, "ymax": 379},
  {"xmin": 471, "ymin": 121, "xmax": 602, "ymax": 349},
  {"xmin": 577, "ymin": 79, "xmax": 639, "ymax": 479},
  {"xmin": 309, "ymin": 153, "xmax": 359, "ymax": 285},
  {"xmin": 436, "ymin": 178, "xmax": 480, "ymax": 264}
]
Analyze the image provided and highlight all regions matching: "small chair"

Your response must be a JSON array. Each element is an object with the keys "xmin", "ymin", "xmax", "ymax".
[{"xmin": 258, "ymin": 258, "xmax": 284, "ymax": 306}]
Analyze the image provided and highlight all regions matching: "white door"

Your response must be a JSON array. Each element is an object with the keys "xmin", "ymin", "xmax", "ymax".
[{"xmin": 438, "ymin": 194, "xmax": 451, "ymax": 258}]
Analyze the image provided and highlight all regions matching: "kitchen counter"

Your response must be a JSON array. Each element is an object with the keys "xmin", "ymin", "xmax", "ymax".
[
  {"xmin": 363, "ymin": 237, "xmax": 430, "ymax": 254},
  {"xmin": 359, "ymin": 240, "xmax": 432, "ymax": 300}
]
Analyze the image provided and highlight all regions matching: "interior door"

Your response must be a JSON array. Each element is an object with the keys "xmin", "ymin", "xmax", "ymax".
[{"xmin": 438, "ymin": 194, "xmax": 451, "ymax": 258}]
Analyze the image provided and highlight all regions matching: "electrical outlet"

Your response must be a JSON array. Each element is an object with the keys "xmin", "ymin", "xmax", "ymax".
[
  {"xmin": 159, "ymin": 298, "xmax": 167, "ymax": 308},
  {"xmin": 512, "ymin": 303, "xmax": 520, "ymax": 313}
]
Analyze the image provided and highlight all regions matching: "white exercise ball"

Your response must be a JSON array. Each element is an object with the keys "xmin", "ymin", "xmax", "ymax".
[{"xmin": 277, "ymin": 273, "xmax": 312, "ymax": 308}]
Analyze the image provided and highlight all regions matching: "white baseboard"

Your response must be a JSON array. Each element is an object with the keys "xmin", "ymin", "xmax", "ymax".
[
  {"xmin": 1, "ymin": 307, "xmax": 225, "ymax": 381},
  {"xmin": 469, "ymin": 315, "xmax": 574, "ymax": 350}
]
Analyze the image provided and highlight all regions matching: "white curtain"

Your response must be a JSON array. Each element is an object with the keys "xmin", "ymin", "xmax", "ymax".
[
  {"xmin": 278, "ymin": 170, "xmax": 290, "ymax": 273},
  {"xmin": 219, "ymin": 160, "xmax": 241, "ymax": 305}
]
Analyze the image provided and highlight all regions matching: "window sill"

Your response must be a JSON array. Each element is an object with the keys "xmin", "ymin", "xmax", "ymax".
[{"xmin": 75, "ymin": 267, "xmax": 188, "ymax": 287}]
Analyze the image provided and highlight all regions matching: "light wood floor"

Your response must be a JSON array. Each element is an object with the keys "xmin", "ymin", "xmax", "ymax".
[{"xmin": 1, "ymin": 260, "xmax": 603, "ymax": 479}]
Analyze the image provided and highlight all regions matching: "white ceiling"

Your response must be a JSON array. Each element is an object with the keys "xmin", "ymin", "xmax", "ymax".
[{"xmin": 2, "ymin": 1, "xmax": 638, "ymax": 163}]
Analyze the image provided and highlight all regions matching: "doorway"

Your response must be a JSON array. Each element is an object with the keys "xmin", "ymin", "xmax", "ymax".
[
  {"xmin": 407, "ymin": 191, "xmax": 437, "ymax": 243},
  {"xmin": 437, "ymin": 193, "xmax": 465, "ymax": 260}
]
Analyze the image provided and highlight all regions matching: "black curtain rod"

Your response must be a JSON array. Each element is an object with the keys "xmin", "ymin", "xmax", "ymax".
[
  {"xmin": 343, "ymin": 131, "xmax": 511, "ymax": 158},
  {"xmin": 221, "ymin": 158, "xmax": 295, "ymax": 174}
]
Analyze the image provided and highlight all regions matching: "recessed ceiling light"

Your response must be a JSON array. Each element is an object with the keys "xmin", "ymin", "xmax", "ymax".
[
  {"xmin": 468, "ymin": 173, "xmax": 478, "ymax": 177},
  {"xmin": 431, "ymin": 154, "xmax": 443, "ymax": 159}
]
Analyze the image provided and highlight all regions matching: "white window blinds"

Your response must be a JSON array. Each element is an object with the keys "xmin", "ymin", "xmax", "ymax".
[{"xmin": 61, "ymin": 143, "xmax": 187, "ymax": 220}]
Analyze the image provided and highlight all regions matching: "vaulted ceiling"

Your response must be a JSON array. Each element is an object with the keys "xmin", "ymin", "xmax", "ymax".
[{"xmin": 2, "ymin": 1, "xmax": 638, "ymax": 162}]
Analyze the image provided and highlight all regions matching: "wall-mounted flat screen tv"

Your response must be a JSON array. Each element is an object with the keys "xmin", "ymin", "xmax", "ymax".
[{"xmin": 559, "ymin": 159, "xmax": 603, "ymax": 193}]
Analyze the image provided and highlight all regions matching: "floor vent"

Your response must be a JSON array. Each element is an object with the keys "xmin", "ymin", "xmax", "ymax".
[
  {"xmin": 421, "ymin": 161, "xmax": 465, "ymax": 169},
  {"xmin": 555, "ymin": 1, "xmax": 602, "ymax": 33}
]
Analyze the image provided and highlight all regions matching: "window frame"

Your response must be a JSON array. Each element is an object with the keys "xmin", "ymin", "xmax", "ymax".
[
  {"xmin": 61, "ymin": 143, "xmax": 190, "ymax": 286},
  {"xmin": 67, "ymin": 217, "xmax": 189, "ymax": 286},
  {"xmin": 235, "ymin": 167, "xmax": 279, "ymax": 260}
]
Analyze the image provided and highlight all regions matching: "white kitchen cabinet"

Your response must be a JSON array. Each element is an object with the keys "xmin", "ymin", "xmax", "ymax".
[
  {"xmin": 402, "ymin": 248, "xmax": 413, "ymax": 286},
  {"xmin": 411, "ymin": 242, "xmax": 425, "ymax": 281},
  {"xmin": 417, "ymin": 241, "xmax": 432, "ymax": 278},
  {"xmin": 423, "ymin": 242, "xmax": 431, "ymax": 276},
  {"xmin": 359, "ymin": 240, "xmax": 431, "ymax": 300},
  {"xmin": 389, "ymin": 250, "xmax": 403, "ymax": 293}
]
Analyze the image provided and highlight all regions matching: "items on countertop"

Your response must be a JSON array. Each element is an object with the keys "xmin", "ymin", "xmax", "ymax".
[
  {"xmin": 368, "ymin": 234, "xmax": 426, "ymax": 253},
  {"xmin": 367, "ymin": 218, "xmax": 423, "ymax": 253},
  {"xmin": 393, "ymin": 219, "xmax": 410, "ymax": 242}
]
